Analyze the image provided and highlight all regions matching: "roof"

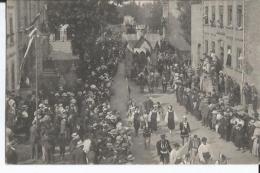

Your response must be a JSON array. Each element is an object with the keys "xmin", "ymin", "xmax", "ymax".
[
  {"xmin": 127, "ymin": 40, "xmax": 139, "ymax": 49},
  {"xmin": 122, "ymin": 33, "xmax": 138, "ymax": 42},
  {"xmin": 134, "ymin": 36, "xmax": 152, "ymax": 51},
  {"xmin": 49, "ymin": 41, "xmax": 79, "ymax": 60},
  {"xmin": 145, "ymin": 34, "xmax": 161, "ymax": 48}
]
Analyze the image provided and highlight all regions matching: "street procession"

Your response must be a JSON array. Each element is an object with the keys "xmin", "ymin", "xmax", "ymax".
[{"xmin": 5, "ymin": 0, "xmax": 260, "ymax": 165}]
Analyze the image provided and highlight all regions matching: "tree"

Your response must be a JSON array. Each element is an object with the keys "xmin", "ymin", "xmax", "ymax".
[
  {"xmin": 47, "ymin": 0, "xmax": 124, "ymax": 61},
  {"xmin": 177, "ymin": 0, "xmax": 191, "ymax": 45},
  {"xmin": 147, "ymin": 2, "xmax": 163, "ymax": 32}
]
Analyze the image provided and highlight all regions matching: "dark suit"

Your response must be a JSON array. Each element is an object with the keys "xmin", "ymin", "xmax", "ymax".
[{"xmin": 156, "ymin": 139, "xmax": 172, "ymax": 164}]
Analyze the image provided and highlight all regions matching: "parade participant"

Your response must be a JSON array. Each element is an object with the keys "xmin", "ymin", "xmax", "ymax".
[
  {"xmin": 164, "ymin": 105, "xmax": 177, "ymax": 134},
  {"xmin": 156, "ymin": 134, "xmax": 172, "ymax": 164},
  {"xmin": 198, "ymin": 137, "xmax": 212, "ymax": 164},
  {"xmin": 169, "ymin": 143, "xmax": 182, "ymax": 164},
  {"xmin": 199, "ymin": 97, "xmax": 209, "ymax": 127},
  {"xmin": 143, "ymin": 123, "xmax": 151, "ymax": 149},
  {"xmin": 138, "ymin": 72, "xmax": 145, "ymax": 93},
  {"xmin": 133, "ymin": 107, "xmax": 141, "ymax": 136},
  {"xmin": 162, "ymin": 75, "xmax": 167, "ymax": 93},
  {"xmin": 143, "ymin": 96, "xmax": 153, "ymax": 113},
  {"xmin": 180, "ymin": 116, "xmax": 191, "ymax": 145},
  {"xmin": 148, "ymin": 105, "xmax": 160, "ymax": 132},
  {"xmin": 188, "ymin": 135, "xmax": 201, "ymax": 164},
  {"xmin": 140, "ymin": 110, "xmax": 148, "ymax": 129}
]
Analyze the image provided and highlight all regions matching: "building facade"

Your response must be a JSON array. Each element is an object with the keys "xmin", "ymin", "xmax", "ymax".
[
  {"xmin": 6, "ymin": 0, "xmax": 48, "ymax": 92},
  {"xmin": 191, "ymin": 0, "xmax": 203, "ymax": 69},
  {"xmin": 6, "ymin": 1, "xmax": 17, "ymax": 91},
  {"xmin": 191, "ymin": 0, "xmax": 260, "ymax": 99}
]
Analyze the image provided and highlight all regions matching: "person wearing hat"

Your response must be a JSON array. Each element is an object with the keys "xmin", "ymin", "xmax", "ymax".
[
  {"xmin": 164, "ymin": 105, "xmax": 177, "ymax": 134},
  {"xmin": 188, "ymin": 135, "xmax": 201, "ymax": 164},
  {"xmin": 198, "ymin": 137, "xmax": 212, "ymax": 164},
  {"xmin": 180, "ymin": 116, "xmax": 191, "ymax": 145},
  {"xmin": 156, "ymin": 134, "xmax": 172, "ymax": 164}
]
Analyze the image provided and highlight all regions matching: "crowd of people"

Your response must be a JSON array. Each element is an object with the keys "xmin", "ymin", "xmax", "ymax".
[
  {"xmin": 127, "ymin": 40, "xmax": 260, "ymax": 163},
  {"xmin": 6, "ymin": 40, "xmax": 137, "ymax": 164},
  {"xmin": 6, "ymin": 34, "xmax": 260, "ymax": 164}
]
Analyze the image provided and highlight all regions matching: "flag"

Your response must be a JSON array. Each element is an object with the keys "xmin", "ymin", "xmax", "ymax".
[
  {"xmin": 24, "ymin": 13, "xmax": 41, "ymax": 33},
  {"xmin": 31, "ymin": 12, "xmax": 41, "ymax": 26},
  {"xmin": 29, "ymin": 27, "xmax": 38, "ymax": 38},
  {"xmin": 19, "ymin": 35, "xmax": 35, "ymax": 71}
]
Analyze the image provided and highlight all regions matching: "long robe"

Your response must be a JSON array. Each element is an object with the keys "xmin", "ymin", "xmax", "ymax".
[
  {"xmin": 149, "ymin": 111, "xmax": 160, "ymax": 131},
  {"xmin": 165, "ymin": 111, "xmax": 175, "ymax": 130}
]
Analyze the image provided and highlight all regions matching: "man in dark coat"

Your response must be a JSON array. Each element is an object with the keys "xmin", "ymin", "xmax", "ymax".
[
  {"xmin": 156, "ymin": 134, "xmax": 172, "ymax": 164},
  {"xmin": 162, "ymin": 76, "xmax": 167, "ymax": 93}
]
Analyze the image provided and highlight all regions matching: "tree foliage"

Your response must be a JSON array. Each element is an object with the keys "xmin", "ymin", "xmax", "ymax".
[
  {"xmin": 177, "ymin": 0, "xmax": 191, "ymax": 45},
  {"xmin": 47, "ymin": 0, "xmax": 124, "ymax": 60},
  {"xmin": 117, "ymin": 2, "xmax": 162, "ymax": 32}
]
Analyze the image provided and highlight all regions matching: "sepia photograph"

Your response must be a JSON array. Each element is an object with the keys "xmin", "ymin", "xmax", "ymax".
[{"xmin": 4, "ymin": 0, "xmax": 260, "ymax": 166}]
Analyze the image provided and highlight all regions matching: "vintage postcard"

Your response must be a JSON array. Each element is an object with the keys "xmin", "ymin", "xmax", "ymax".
[{"xmin": 4, "ymin": 0, "xmax": 260, "ymax": 166}]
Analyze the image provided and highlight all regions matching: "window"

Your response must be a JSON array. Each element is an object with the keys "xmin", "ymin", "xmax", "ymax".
[
  {"xmin": 204, "ymin": 6, "xmax": 209, "ymax": 24},
  {"xmin": 219, "ymin": 5, "xmax": 224, "ymax": 28},
  {"xmin": 227, "ymin": 5, "xmax": 233, "ymax": 26},
  {"xmin": 205, "ymin": 40, "xmax": 208, "ymax": 54},
  {"xmin": 211, "ymin": 6, "xmax": 216, "ymax": 26},
  {"xmin": 237, "ymin": 5, "xmax": 243, "ymax": 28},
  {"xmin": 9, "ymin": 16, "xmax": 14, "ymax": 45},
  {"xmin": 226, "ymin": 45, "xmax": 232, "ymax": 67},
  {"xmin": 211, "ymin": 41, "xmax": 215, "ymax": 53},
  {"xmin": 236, "ymin": 48, "xmax": 242, "ymax": 69}
]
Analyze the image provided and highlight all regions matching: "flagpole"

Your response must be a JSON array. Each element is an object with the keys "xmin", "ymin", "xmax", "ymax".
[{"xmin": 35, "ymin": 35, "xmax": 38, "ymax": 126}]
